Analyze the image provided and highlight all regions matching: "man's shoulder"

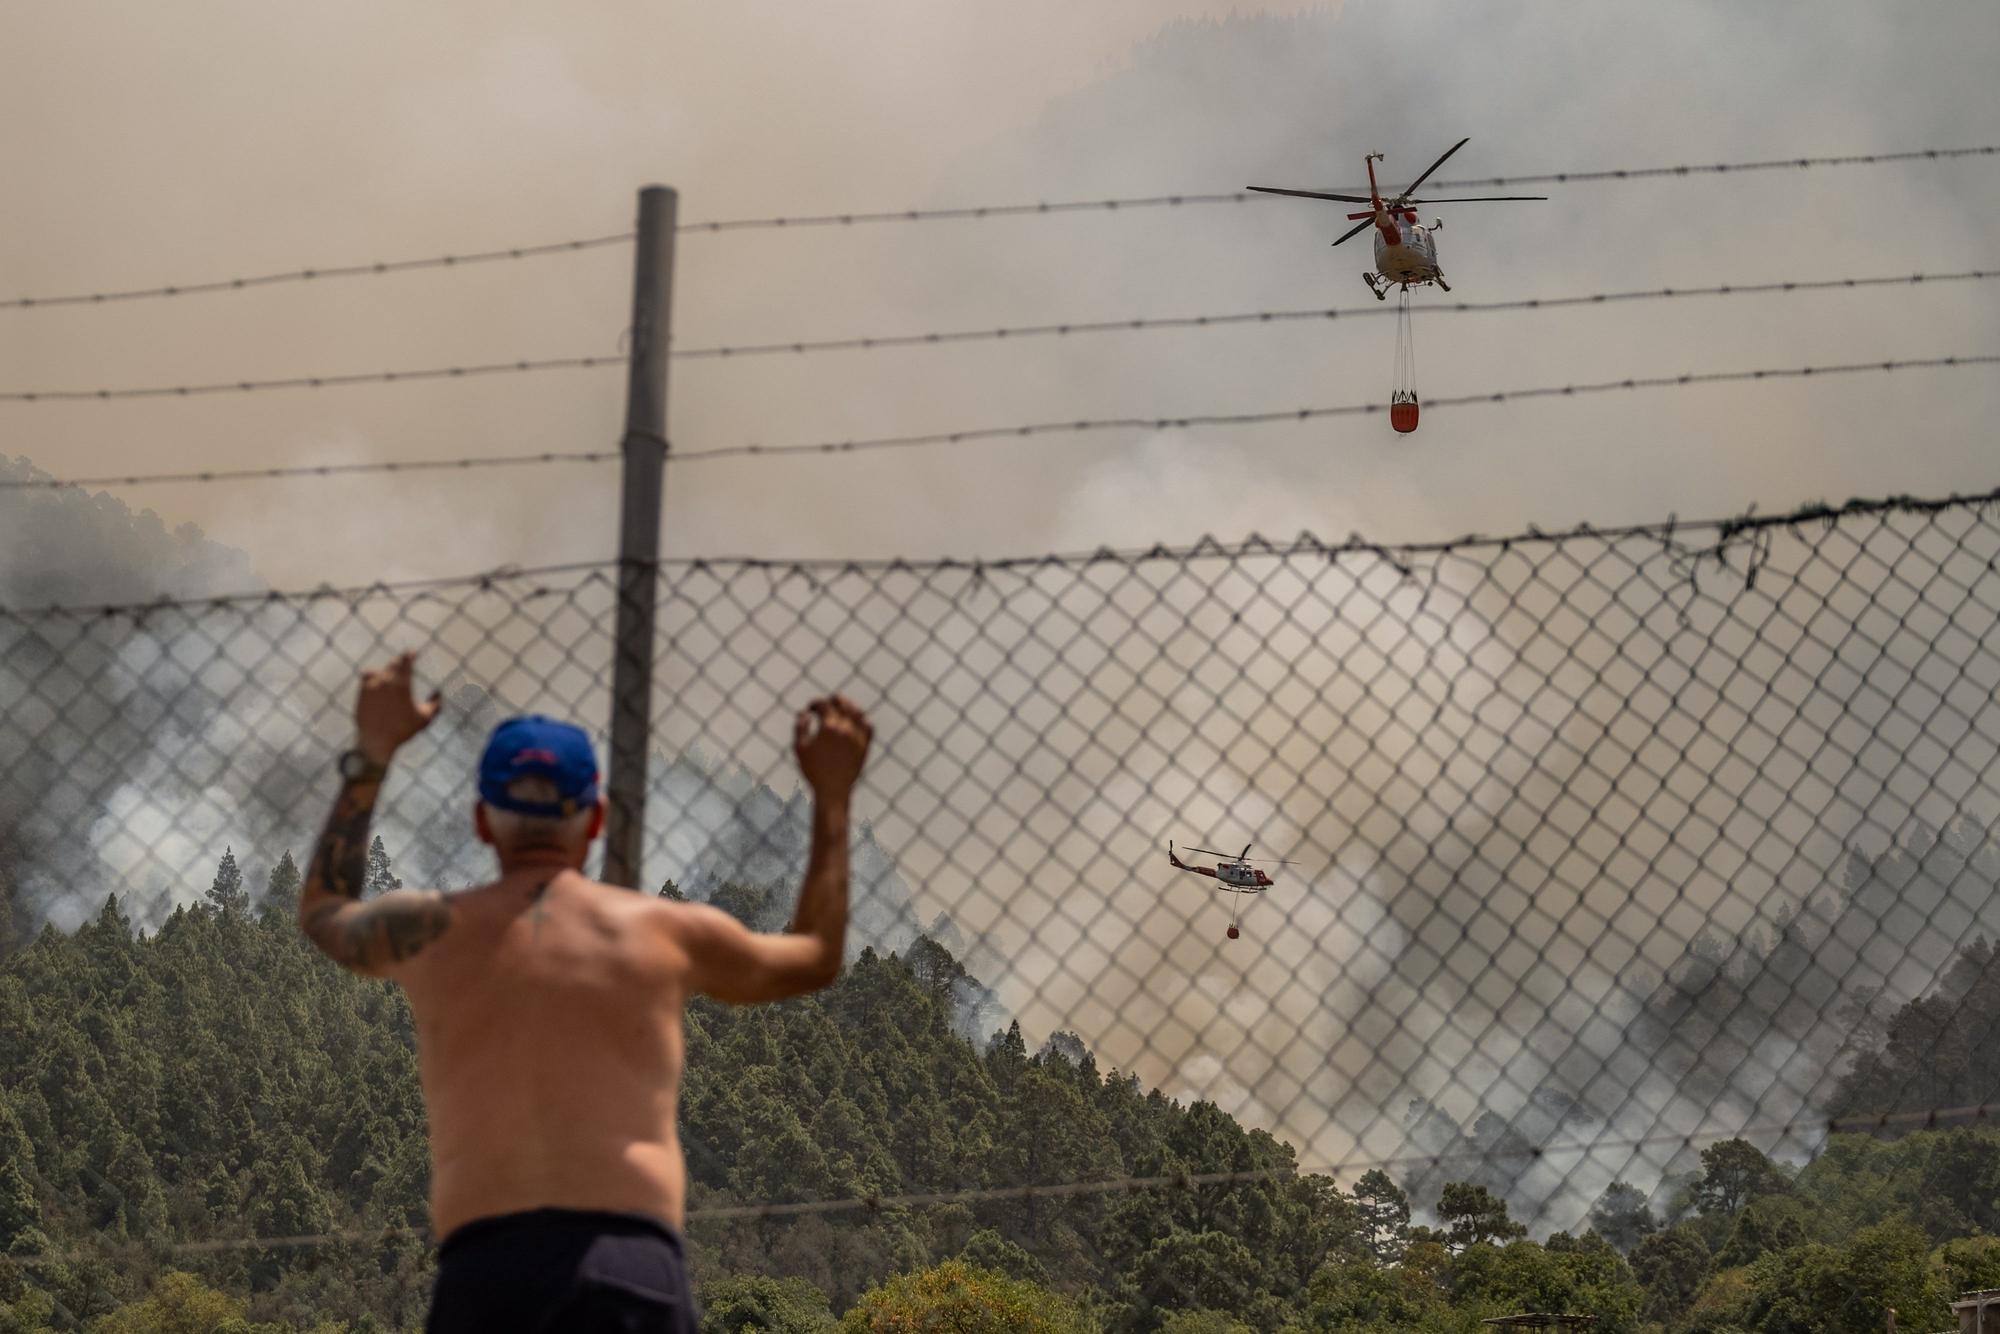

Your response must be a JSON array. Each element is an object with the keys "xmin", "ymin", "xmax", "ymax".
[{"xmin": 571, "ymin": 878, "xmax": 690, "ymax": 930}]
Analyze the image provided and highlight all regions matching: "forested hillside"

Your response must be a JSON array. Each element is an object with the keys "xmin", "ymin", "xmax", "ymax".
[
  {"xmin": 1390, "ymin": 817, "xmax": 2000, "ymax": 1235},
  {"xmin": 0, "ymin": 846, "xmax": 1994, "ymax": 1331}
]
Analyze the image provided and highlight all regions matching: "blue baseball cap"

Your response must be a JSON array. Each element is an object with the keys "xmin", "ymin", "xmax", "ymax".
[{"xmin": 478, "ymin": 716, "xmax": 600, "ymax": 817}]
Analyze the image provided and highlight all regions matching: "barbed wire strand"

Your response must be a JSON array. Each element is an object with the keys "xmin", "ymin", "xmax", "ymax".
[
  {"xmin": 679, "ymin": 145, "xmax": 2000, "ymax": 232},
  {"xmin": 5, "ymin": 269, "xmax": 1990, "ymax": 406},
  {"xmin": 0, "ymin": 1099, "xmax": 1984, "ymax": 1268},
  {"xmin": 667, "ymin": 269, "xmax": 1998, "ymax": 360},
  {"xmin": 5, "ymin": 146, "xmax": 1992, "ymax": 311},
  {"xmin": 8, "ymin": 352, "xmax": 1991, "ymax": 497},
  {"xmin": 0, "ymin": 354, "xmax": 620, "ymax": 403},
  {"xmin": 9, "ymin": 481, "xmax": 1998, "ymax": 618},
  {"xmin": 0, "ymin": 560, "xmax": 620, "ymax": 618},
  {"xmin": 0, "ymin": 234, "xmax": 636, "ymax": 311},
  {"xmin": 0, "ymin": 451, "xmax": 621, "ymax": 491},
  {"xmin": 675, "ymin": 354, "xmax": 1999, "ymax": 461}
]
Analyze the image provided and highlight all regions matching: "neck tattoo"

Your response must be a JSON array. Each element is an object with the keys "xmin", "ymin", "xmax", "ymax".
[{"xmin": 528, "ymin": 876, "xmax": 555, "ymax": 936}]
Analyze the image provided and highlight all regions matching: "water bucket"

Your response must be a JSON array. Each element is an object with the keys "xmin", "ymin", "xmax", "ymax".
[{"xmin": 1390, "ymin": 393, "xmax": 1419, "ymax": 434}]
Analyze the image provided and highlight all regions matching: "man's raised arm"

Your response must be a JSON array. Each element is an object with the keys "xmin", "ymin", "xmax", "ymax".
[
  {"xmin": 677, "ymin": 695, "xmax": 872, "ymax": 1004},
  {"xmin": 299, "ymin": 653, "xmax": 452, "ymax": 978}
]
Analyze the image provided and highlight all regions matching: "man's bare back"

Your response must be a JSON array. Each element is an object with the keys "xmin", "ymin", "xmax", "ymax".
[
  {"xmin": 295, "ymin": 654, "xmax": 872, "ymax": 1331},
  {"xmin": 399, "ymin": 869, "xmax": 695, "ymax": 1237}
]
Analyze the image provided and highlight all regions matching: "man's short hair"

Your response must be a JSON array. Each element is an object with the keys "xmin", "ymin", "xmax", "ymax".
[{"xmin": 484, "ymin": 776, "xmax": 595, "ymax": 852}]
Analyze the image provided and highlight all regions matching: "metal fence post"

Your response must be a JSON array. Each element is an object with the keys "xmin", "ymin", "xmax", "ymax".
[{"xmin": 603, "ymin": 185, "xmax": 677, "ymax": 888}]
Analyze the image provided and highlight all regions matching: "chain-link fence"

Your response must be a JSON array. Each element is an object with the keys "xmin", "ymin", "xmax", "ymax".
[{"xmin": 4, "ymin": 489, "xmax": 1999, "ymax": 1247}]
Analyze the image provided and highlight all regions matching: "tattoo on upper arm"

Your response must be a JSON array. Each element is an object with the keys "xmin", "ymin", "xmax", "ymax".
[
  {"xmin": 300, "ymin": 776, "xmax": 452, "ymax": 971},
  {"xmin": 306, "ymin": 782, "xmax": 376, "ymax": 902},
  {"xmin": 304, "ymin": 892, "xmax": 453, "ymax": 969}
]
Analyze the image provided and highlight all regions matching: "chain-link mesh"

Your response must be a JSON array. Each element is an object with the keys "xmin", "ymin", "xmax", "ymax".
[
  {"xmin": 4, "ymin": 491, "xmax": 1999, "ymax": 1251},
  {"xmin": 0, "ymin": 570, "xmax": 621, "ymax": 922}
]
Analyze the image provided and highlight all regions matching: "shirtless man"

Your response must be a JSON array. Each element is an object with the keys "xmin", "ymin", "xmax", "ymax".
[{"xmin": 298, "ymin": 652, "xmax": 872, "ymax": 1332}]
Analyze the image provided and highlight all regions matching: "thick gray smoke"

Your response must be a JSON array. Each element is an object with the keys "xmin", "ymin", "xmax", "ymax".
[
  {"xmin": 0, "ymin": 463, "xmax": 996, "ymax": 1055},
  {"xmin": 0, "ymin": 456, "xmax": 263, "ymax": 933},
  {"xmin": 8, "ymin": 458, "xmax": 2000, "ymax": 1239},
  {"xmin": 645, "ymin": 510, "xmax": 2000, "ymax": 1236}
]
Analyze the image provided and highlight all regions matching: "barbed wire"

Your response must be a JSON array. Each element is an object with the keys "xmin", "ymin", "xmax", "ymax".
[
  {"xmin": 9, "ymin": 351, "xmax": 1992, "ymax": 495},
  {"xmin": 0, "ymin": 354, "xmax": 620, "ymax": 403},
  {"xmin": 5, "ymin": 268, "xmax": 1990, "ymax": 406},
  {"xmin": 0, "ymin": 559, "xmax": 617, "ymax": 618},
  {"xmin": 666, "ymin": 269, "xmax": 1999, "ymax": 360},
  {"xmin": 0, "ymin": 233, "xmax": 636, "ymax": 311},
  {"xmin": 677, "ymin": 145, "xmax": 2000, "ymax": 232},
  {"xmin": 674, "ymin": 353, "xmax": 1999, "ymax": 461},
  {"xmin": 0, "ymin": 1099, "xmax": 1984, "ymax": 1269},
  {"xmin": 9, "ymin": 481, "xmax": 1998, "ymax": 618},
  {"xmin": 5, "ymin": 145, "xmax": 1992, "ymax": 312},
  {"xmin": 0, "ymin": 451, "xmax": 620, "ymax": 492}
]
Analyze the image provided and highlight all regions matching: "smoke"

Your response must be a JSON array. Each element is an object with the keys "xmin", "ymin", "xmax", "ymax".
[
  {"xmin": 10, "ymin": 460, "xmax": 2000, "ymax": 1239},
  {"xmin": 632, "ymin": 503, "xmax": 2000, "ymax": 1233},
  {"xmin": 9, "ymin": 0, "xmax": 2000, "ymax": 1237},
  {"xmin": 0, "ymin": 456, "xmax": 260, "ymax": 930},
  {"xmin": 0, "ymin": 469, "xmax": 983, "ymax": 988}
]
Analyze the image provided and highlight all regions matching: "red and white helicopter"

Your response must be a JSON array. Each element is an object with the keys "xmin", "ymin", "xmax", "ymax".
[
  {"xmin": 1167, "ymin": 841, "xmax": 1297, "ymax": 940},
  {"xmin": 1248, "ymin": 137, "xmax": 1546, "ymax": 300}
]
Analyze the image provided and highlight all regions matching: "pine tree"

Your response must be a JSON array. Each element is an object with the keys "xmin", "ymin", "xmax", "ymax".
[
  {"xmin": 204, "ymin": 847, "xmax": 249, "ymax": 916},
  {"xmin": 364, "ymin": 837, "xmax": 401, "ymax": 895},
  {"xmin": 1588, "ymin": 1180, "xmax": 1659, "ymax": 1253},
  {"xmin": 0, "ymin": 1160, "xmax": 42, "ymax": 1253},
  {"xmin": 0, "ymin": 864, "xmax": 19, "ymax": 957},
  {"xmin": 1437, "ymin": 1181, "xmax": 1525, "ymax": 1252},
  {"xmin": 1352, "ymin": 1169, "xmax": 1411, "ymax": 1263},
  {"xmin": 986, "ymin": 1021, "xmax": 1028, "ymax": 1094},
  {"xmin": 1693, "ymin": 1139, "xmax": 1788, "ymax": 1216},
  {"xmin": 259, "ymin": 851, "xmax": 302, "ymax": 923}
]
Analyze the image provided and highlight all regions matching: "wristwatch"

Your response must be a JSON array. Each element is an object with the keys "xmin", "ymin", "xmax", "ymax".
[{"xmin": 337, "ymin": 749, "xmax": 389, "ymax": 783}]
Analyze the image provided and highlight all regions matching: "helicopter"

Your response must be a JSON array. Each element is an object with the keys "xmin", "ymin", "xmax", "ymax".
[
  {"xmin": 1167, "ymin": 841, "xmax": 1297, "ymax": 940},
  {"xmin": 1247, "ymin": 137, "xmax": 1546, "ymax": 300}
]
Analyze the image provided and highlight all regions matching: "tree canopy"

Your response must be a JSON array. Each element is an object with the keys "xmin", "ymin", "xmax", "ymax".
[{"xmin": 0, "ymin": 840, "xmax": 1991, "ymax": 1331}]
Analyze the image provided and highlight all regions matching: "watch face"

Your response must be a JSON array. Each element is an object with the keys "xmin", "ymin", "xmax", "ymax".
[{"xmin": 340, "ymin": 751, "xmax": 373, "ymax": 779}]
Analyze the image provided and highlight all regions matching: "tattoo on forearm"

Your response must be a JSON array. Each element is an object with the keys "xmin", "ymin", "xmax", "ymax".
[
  {"xmin": 301, "ymin": 777, "xmax": 454, "ymax": 969},
  {"xmin": 304, "ymin": 892, "xmax": 453, "ymax": 968},
  {"xmin": 306, "ymin": 781, "xmax": 376, "ymax": 902}
]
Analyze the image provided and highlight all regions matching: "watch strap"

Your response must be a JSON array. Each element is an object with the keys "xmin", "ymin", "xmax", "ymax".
[{"xmin": 339, "ymin": 749, "xmax": 388, "ymax": 783}]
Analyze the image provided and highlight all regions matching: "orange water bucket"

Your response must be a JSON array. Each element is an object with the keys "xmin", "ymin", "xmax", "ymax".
[{"xmin": 1390, "ymin": 392, "xmax": 1419, "ymax": 434}]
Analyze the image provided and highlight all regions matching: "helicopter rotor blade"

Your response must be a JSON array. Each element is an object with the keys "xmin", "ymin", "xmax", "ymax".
[
  {"xmin": 1395, "ymin": 136, "xmax": 1470, "ymax": 203},
  {"xmin": 1181, "ymin": 846, "xmax": 1238, "ymax": 860},
  {"xmin": 1329, "ymin": 216, "xmax": 1374, "ymax": 248},
  {"xmin": 1240, "ymin": 844, "xmax": 1253, "ymax": 862},
  {"xmin": 1245, "ymin": 186, "xmax": 1377, "ymax": 203},
  {"xmin": 1404, "ymin": 195, "xmax": 1549, "ymax": 204}
]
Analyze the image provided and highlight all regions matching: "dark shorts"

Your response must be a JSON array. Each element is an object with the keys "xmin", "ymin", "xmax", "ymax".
[{"xmin": 428, "ymin": 1208, "xmax": 699, "ymax": 1334}]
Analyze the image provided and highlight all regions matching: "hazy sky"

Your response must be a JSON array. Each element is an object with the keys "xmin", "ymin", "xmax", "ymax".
[{"xmin": 5, "ymin": 0, "xmax": 1998, "ymax": 590}]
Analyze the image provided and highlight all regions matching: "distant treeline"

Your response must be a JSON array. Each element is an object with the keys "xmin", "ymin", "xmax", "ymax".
[{"xmin": 0, "ymin": 846, "xmax": 1992, "ymax": 1330}]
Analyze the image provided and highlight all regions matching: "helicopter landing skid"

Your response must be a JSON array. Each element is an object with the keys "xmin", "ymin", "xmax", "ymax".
[{"xmin": 1363, "ymin": 272, "xmax": 1389, "ymax": 301}]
